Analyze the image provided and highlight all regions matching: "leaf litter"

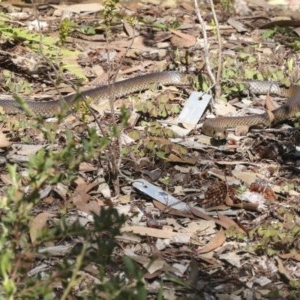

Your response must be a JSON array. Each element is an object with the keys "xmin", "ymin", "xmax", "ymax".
[{"xmin": 0, "ymin": 0, "xmax": 300, "ymax": 299}]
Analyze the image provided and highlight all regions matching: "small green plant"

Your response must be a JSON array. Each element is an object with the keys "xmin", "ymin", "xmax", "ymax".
[
  {"xmin": 219, "ymin": 0, "xmax": 234, "ymax": 13},
  {"xmin": 3, "ymin": 70, "xmax": 32, "ymax": 94},
  {"xmin": 159, "ymin": 175, "xmax": 171, "ymax": 186},
  {"xmin": 226, "ymin": 226, "xmax": 247, "ymax": 241},
  {"xmin": 59, "ymin": 18, "xmax": 77, "ymax": 45},
  {"xmin": 248, "ymin": 219, "xmax": 300, "ymax": 257},
  {"xmin": 124, "ymin": 121, "xmax": 188, "ymax": 161},
  {"xmin": 102, "ymin": 0, "xmax": 121, "ymax": 27},
  {"xmin": 0, "ymin": 19, "xmax": 86, "ymax": 79},
  {"xmin": 152, "ymin": 20, "xmax": 181, "ymax": 30},
  {"xmin": 136, "ymin": 92, "xmax": 181, "ymax": 118},
  {"xmin": 262, "ymin": 26, "xmax": 295, "ymax": 40},
  {"xmin": 0, "ymin": 119, "xmax": 148, "ymax": 298}
]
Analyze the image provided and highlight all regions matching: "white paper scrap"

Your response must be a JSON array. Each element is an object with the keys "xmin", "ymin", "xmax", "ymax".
[
  {"xmin": 133, "ymin": 179, "xmax": 190, "ymax": 211},
  {"xmin": 177, "ymin": 91, "xmax": 212, "ymax": 126}
]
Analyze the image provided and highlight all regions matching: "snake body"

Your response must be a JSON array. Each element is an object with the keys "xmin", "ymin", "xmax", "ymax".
[
  {"xmin": 1, "ymin": 72, "xmax": 300, "ymax": 139},
  {"xmin": 202, "ymin": 81, "xmax": 300, "ymax": 139},
  {"xmin": 0, "ymin": 71, "xmax": 191, "ymax": 116}
]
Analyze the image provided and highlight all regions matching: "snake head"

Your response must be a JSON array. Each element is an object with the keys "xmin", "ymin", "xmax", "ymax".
[
  {"xmin": 202, "ymin": 120, "xmax": 228, "ymax": 140},
  {"xmin": 211, "ymin": 129, "xmax": 227, "ymax": 140}
]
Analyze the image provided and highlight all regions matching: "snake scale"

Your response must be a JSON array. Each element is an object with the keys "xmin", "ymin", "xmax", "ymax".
[
  {"xmin": 0, "ymin": 72, "xmax": 191, "ymax": 116},
  {"xmin": 202, "ymin": 80, "xmax": 300, "ymax": 139},
  {"xmin": 0, "ymin": 71, "xmax": 299, "ymax": 139}
]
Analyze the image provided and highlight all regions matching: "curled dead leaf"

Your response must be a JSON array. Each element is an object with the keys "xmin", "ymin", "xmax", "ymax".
[
  {"xmin": 275, "ymin": 257, "xmax": 295, "ymax": 281},
  {"xmin": 225, "ymin": 193, "xmax": 234, "ymax": 206},
  {"xmin": 198, "ymin": 229, "xmax": 226, "ymax": 254},
  {"xmin": 30, "ymin": 212, "xmax": 56, "ymax": 244},
  {"xmin": 218, "ymin": 214, "xmax": 246, "ymax": 234},
  {"xmin": 169, "ymin": 29, "xmax": 196, "ymax": 48},
  {"xmin": 265, "ymin": 93, "xmax": 279, "ymax": 111},
  {"xmin": 0, "ymin": 131, "xmax": 11, "ymax": 148},
  {"xmin": 266, "ymin": 109, "xmax": 275, "ymax": 124}
]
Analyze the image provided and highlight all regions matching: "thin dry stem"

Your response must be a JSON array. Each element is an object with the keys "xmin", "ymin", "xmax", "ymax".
[
  {"xmin": 104, "ymin": 25, "xmax": 136, "ymax": 196},
  {"xmin": 209, "ymin": 0, "xmax": 222, "ymax": 98},
  {"xmin": 194, "ymin": 0, "xmax": 215, "ymax": 85}
]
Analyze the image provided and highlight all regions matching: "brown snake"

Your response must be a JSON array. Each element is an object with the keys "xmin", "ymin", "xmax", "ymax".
[
  {"xmin": 0, "ymin": 72, "xmax": 191, "ymax": 116},
  {"xmin": 1, "ymin": 72, "xmax": 299, "ymax": 140},
  {"xmin": 202, "ymin": 81, "xmax": 300, "ymax": 139}
]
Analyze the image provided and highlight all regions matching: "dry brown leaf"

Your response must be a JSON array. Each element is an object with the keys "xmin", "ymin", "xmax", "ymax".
[
  {"xmin": 278, "ymin": 252, "xmax": 300, "ymax": 261},
  {"xmin": 122, "ymin": 225, "xmax": 175, "ymax": 239},
  {"xmin": 197, "ymin": 253, "xmax": 221, "ymax": 265},
  {"xmin": 191, "ymin": 207, "xmax": 244, "ymax": 231},
  {"xmin": 0, "ymin": 173, "xmax": 13, "ymax": 185},
  {"xmin": 52, "ymin": 3, "xmax": 103, "ymax": 15},
  {"xmin": 166, "ymin": 153, "xmax": 197, "ymax": 164},
  {"xmin": 78, "ymin": 162, "xmax": 97, "ymax": 172},
  {"xmin": 30, "ymin": 212, "xmax": 56, "ymax": 244},
  {"xmin": 123, "ymin": 20, "xmax": 135, "ymax": 37},
  {"xmin": 11, "ymin": 144, "xmax": 44, "ymax": 156},
  {"xmin": 214, "ymin": 102, "xmax": 236, "ymax": 116},
  {"xmin": 141, "ymin": 0, "xmax": 181, "ymax": 7},
  {"xmin": 169, "ymin": 29, "xmax": 196, "ymax": 48},
  {"xmin": 71, "ymin": 178, "xmax": 103, "ymax": 214},
  {"xmin": 88, "ymin": 38, "xmax": 140, "ymax": 53},
  {"xmin": 122, "ymin": 1, "xmax": 139, "ymax": 12},
  {"xmin": 292, "ymin": 252, "xmax": 300, "ymax": 260},
  {"xmin": 74, "ymin": 178, "xmax": 98, "ymax": 193},
  {"xmin": 144, "ymin": 270, "xmax": 163, "ymax": 280},
  {"xmin": 0, "ymin": 131, "xmax": 11, "ymax": 148},
  {"xmin": 225, "ymin": 193, "xmax": 234, "ymax": 206},
  {"xmin": 126, "ymin": 252, "xmax": 180, "ymax": 277},
  {"xmin": 186, "ymin": 220, "xmax": 216, "ymax": 235},
  {"xmin": 218, "ymin": 214, "xmax": 246, "ymax": 234},
  {"xmin": 140, "ymin": 257, "xmax": 165, "ymax": 274},
  {"xmin": 180, "ymin": 2, "xmax": 195, "ymax": 11},
  {"xmin": 275, "ymin": 257, "xmax": 295, "ymax": 281},
  {"xmin": 265, "ymin": 93, "xmax": 279, "ymax": 111},
  {"xmin": 190, "ymin": 207, "xmax": 215, "ymax": 221},
  {"xmin": 121, "ymin": 225, "xmax": 191, "ymax": 243},
  {"xmin": 118, "ymin": 194, "xmax": 131, "ymax": 204},
  {"xmin": 293, "ymin": 253, "xmax": 300, "ymax": 261},
  {"xmin": 72, "ymin": 190, "xmax": 90, "ymax": 205},
  {"xmin": 197, "ymin": 229, "xmax": 226, "ymax": 254},
  {"xmin": 121, "ymin": 62, "xmax": 153, "ymax": 74},
  {"xmin": 180, "ymin": 122, "xmax": 197, "ymax": 131},
  {"xmin": 266, "ymin": 109, "xmax": 275, "ymax": 123},
  {"xmin": 294, "ymin": 27, "xmax": 300, "ymax": 36},
  {"xmin": 232, "ymin": 170, "xmax": 258, "ymax": 185},
  {"xmin": 208, "ymin": 169, "xmax": 240, "ymax": 185},
  {"xmin": 219, "ymin": 252, "xmax": 241, "ymax": 268},
  {"xmin": 227, "ymin": 17, "xmax": 248, "ymax": 32}
]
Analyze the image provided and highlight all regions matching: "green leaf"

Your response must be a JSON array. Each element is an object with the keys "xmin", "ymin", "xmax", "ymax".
[{"xmin": 262, "ymin": 29, "xmax": 276, "ymax": 39}]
